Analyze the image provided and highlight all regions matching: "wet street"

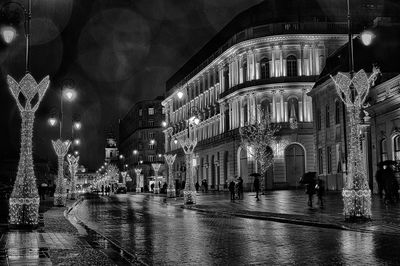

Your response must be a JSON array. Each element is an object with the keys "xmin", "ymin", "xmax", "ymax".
[{"xmin": 72, "ymin": 194, "xmax": 400, "ymax": 265}]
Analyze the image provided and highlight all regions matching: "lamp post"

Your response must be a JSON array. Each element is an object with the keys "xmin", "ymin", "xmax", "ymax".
[
  {"xmin": 164, "ymin": 154, "xmax": 176, "ymax": 197},
  {"xmin": 179, "ymin": 106, "xmax": 201, "ymax": 205},
  {"xmin": 67, "ymin": 154, "xmax": 79, "ymax": 200},
  {"xmin": 2, "ymin": 0, "xmax": 51, "ymax": 228},
  {"xmin": 152, "ymin": 163, "xmax": 162, "ymax": 194},
  {"xmin": 134, "ymin": 168, "xmax": 142, "ymax": 192},
  {"xmin": 329, "ymin": 0, "xmax": 379, "ymax": 221}
]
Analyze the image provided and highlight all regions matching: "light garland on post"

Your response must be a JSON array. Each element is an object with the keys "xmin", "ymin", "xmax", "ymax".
[
  {"xmin": 52, "ymin": 139, "xmax": 71, "ymax": 207},
  {"xmin": 8, "ymin": 74, "xmax": 50, "ymax": 227},
  {"xmin": 331, "ymin": 67, "xmax": 380, "ymax": 220},
  {"xmin": 164, "ymin": 154, "xmax": 177, "ymax": 198},
  {"xmin": 67, "ymin": 155, "xmax": 79, "ymax": 200},
  {"xmin": 134, "ymin": 168, "xmax": 142, "ymax": 192},
  {"xmin": 152, "ymin": 163, "xmax": 162, "ymax": 194},
  {"xmin": 179, "ymin": 138, "xmax": 197, "ymax": 204}
]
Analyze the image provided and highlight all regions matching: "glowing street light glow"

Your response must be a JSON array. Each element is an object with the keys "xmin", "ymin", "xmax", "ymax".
[
  {"xmin": 161, "ymin": 121, "xmax": 167, "ymax": 127},
  {"xmin": 0, "ymin": 26, "xmax": 16, "ymax": 44},
  {"xmin": 360, "ymin": 30, "xmax": 375, "ymax": 46},
  {"xmin": 48, "ymin": 117, "xmax": 57, "ymax": 127},
  {"xmin": 74, "ymin": 139, "xmax": 80, "ymax": 145},
  {"xmin": 119, "ymin": 154, "xmax": 124, "ymax": 159},
  {"xmin": 63, "ymin": 88, "xmax": 76, "ymax": 101},
  {"xmin": 177, "ymin": 91, "xmax": 183, "ymax": 99},
  {"xmin": 150, "ymin": 139, "xmax": 155, "ymax": 145},
  {"xmin": 74, "ymin": 151, "xmax": 79, "ymax": 156},
  {"xmin": 174, "ymin": 139, "xmax": 178, "ymax": 144},
  {"xmin": 133, "ymin": 149, "xmax": 138, "ymax": 155},
  {"xmin": 73, "ymin": 121, "xmax": 81, "ymax": 130}
]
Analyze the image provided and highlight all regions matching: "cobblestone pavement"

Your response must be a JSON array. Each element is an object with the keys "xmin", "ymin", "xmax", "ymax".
[
  {"xmin": 72, "ymin": 193, "xmax": 400, "ymax": 265},
  {"xmin": 176, "ymin": 190, "xmax": 400, "ymax": 234},
  {"xmin": 0, "ymin": 198, "xmax": 138, "ymax": 266}
]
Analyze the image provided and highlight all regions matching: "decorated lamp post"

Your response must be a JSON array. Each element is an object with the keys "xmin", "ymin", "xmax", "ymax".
[
  {"xmin": 134, "ymin": 168, "xmax": 142, "ymax": 192},
  {"xmin": 52, "ymin": 140, "xmax": 71, "ymax": 206},
  {"xmin": 164, "ymin": 154, "xmax": 176, "ymax": 198},
  {"xmin": 179, "ymin": 139, "xmax": 197, "ymax": 204},
  {"xmin": 4, "ymin": 0, "xmax": 51, "ymax": 227},
  {"xmin": 8, "ymin": 75, "xmax": 50, "ymax": 227},
  {"xmin": 331, "ymin": 67, "xmax": 379, "ymax": 220},
  {"xmin": 67, "ymin": 155, "xmax": 79, "ymax": 199},
  {"xmin": 152, "ymin": 163, "xmax": 162, "ymax": 194}
]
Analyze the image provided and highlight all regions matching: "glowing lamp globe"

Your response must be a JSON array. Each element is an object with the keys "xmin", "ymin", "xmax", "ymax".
[
  {"xmin": 177, "ymin": 91, "xmax": 183, "ymax": 99},
  {"xmin": 1, "ymin": 26, "xmax": 16, "ymax": 44},
  {"xmin": 194, "ymin": 118, "xmax": 200, "ymax": 125},
  {"xmin": 74, "ymin": 139, "xmax": 80, "ymax": 145},
  {"xmin": 74, "ymin": 151, "xmax": 79, "ymax": 156},
  {"xmin": 361, "ymin": 30, "xmax": 374, "ymax": 46},
  {"xmin": 161, "ymin": 121, "xmax": 167, "ymax": 127},
  {"xmin": 174, "ymin": 139, "xmax": 178, "ymax": 144},
  {"xmin": 73, "ymin": 121, "xmax": 82, "ymax": 130},
  {"xmin": 133, "ymin": 150, "xmax": 138, "ymax": 155},
  {"xmin": 63, "ymin": 88, "xmax": 76, "ymax": 101},
  {"xmin": 48, "ymin": 117, "xmax": 57, "ymax": 127}
]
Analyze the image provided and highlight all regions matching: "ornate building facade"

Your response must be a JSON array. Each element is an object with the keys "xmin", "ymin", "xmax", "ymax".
[{"xmin": 162, "ymin": 0, "xmax": 388, "ymax": 191}]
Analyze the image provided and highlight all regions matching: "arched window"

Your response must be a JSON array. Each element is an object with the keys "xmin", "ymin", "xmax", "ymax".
[
  {"xmin": 394, "ymin": 136, "xmax": 400, "ymax": 162},
  {"xmin": 381, "ymin": 138, "xmax": 388, "ymax": 162},
  {"xmin": 242, "ymin": 59, "xmax": 247, "ymax": 83},
  {"xmin": 260, "ymin": 58, "xmax": 270, "ymax": 79},
  {"xmin": 286, "ymin": 55, "xmax": 297, "ymax": 77},
  {"xmin": 260, "ymin": 99, "xmax": 271, "ymax": 115}
]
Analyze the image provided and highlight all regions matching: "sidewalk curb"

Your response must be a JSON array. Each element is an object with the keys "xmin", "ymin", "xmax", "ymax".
[
  {"xmin": 181, "ymin": 205, "xmax": 350, "ymax": 231},
  {"xmin": 66, "ymin": 196, "xmax": 148, "ymax": 266}
]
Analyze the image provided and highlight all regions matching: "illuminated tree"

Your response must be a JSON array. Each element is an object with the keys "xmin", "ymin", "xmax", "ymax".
[
  {"xmin": 8, "ymin": 74, "xmax": 50, "ymax": 226},
  {"xmin": 239, "ymin": 107, "xmax": 280, "ymax": 191},
  {"xmin": 52, "ymin": 139, "xmax": 71, "ymax": 206},
  {"xmin": 67, "ymin": 155, "xmax": 79, "ymax": 199}
]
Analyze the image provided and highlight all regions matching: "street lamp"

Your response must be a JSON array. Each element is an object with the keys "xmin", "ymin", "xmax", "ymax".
[
  {"xmin": 360, "ymin": 30, "xmax": 375, "ymax": 46},
  {"xmin": 73, "ymin": 121, "xmax": 82, "ymax": 130},
  {"xmin": 3, "ymin": 0, "xmax": 51, "ymax": 227},
  {"xmin": 48, "ymin": 117, "xmax": 57, "ymax": 127},
  {"xmin": 74, "ymin": 139, "xmax": 80, "ymax": 145}
]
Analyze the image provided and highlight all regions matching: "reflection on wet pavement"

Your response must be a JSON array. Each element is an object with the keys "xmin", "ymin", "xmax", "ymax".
[{"xmin": 73, "ymin": 194, "xmax": 400, "ymax": 265}]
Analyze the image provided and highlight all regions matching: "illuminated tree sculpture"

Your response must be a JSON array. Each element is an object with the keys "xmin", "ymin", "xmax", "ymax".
[
  {"xmin": 331, "ymin": 67, "xmax": 380, "ymax": 220},
  {"xmin": 239, "ymin": 107, "xmax": 280, "ymax": 192},
  {"xmin": 164, "ymin": 154, "xmax": 177, "ymax": 197},
  {"xmin": 134, "ymin": 168, "xmax": 142, "ymax": 192},
  {"xmin": 52, "ymin": 139, "xmax": 71, "ymax": 206},
  {"xmin": 179, "ymin": 138, "xmax": 197, "ymax": 204},
  {"xmin": 67, "ymin": 155, "xmax": 79, "ymax": 199},
  {"xmin": 8, "ymin": 74, "xmax": 50, "ymax": 227},
  {"xmin": 152, "ymin": 163, "xmax": 162, "ymax": 194}
]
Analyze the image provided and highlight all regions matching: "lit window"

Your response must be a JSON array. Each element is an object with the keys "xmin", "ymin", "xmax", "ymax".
[
  {"xmin": 260, "ymin": 58, "xmax": 270, "ymax": 79},
  {"xmin": 286, "ymin": 55, "xmax": 297, "ymax": 77},
  {"xmin": 381, "ymin": 138, "xmax": 388, "ymax": 161},
  {"xmin": 148, "ymin": 108, "xmax": 154, "ymax": 115},
  {"xmin": 394, "ymin": 136, "xmax": 400, "ymax": 162},
  {"xmin": 139, "ymin": 109, "xmax": 142, "ymax": 116},
  {"xmin": 149, "ymin": 120, "xmax": 154, "ymax": 127}
]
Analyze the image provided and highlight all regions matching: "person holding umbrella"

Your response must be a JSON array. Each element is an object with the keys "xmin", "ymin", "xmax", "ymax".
[{"xmin": 300, "ymin": 172, "xmax": 317, "ymax": 208}]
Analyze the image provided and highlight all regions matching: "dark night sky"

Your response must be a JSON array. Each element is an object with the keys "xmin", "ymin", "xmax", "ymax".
[{"xmin": 0, "ymin": 0, "xmax": 263, "ymax": 170}]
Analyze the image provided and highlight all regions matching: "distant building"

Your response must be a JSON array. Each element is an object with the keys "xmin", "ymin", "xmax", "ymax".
[
  {"xmin": 119, "ymin": 96, "xmax": 165, "ymax": 181},
  {"xmin": 162, "ymin": 0, "xmax": 391, "ymax": 191},
  {"xmin": 105, "ymin": 136, "xmax": 119, "ymax": 164}
]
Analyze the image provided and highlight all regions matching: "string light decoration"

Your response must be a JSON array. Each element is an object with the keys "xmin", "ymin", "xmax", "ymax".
[
  {"xmin": 67, "ymin": 155, "xmax": 79, "ymax": 199},
  {"xmin": 151, "ymin": 163, "xmax": 162, "ymax": 194},
  {"xmin": 179, "ymin": 138, "xmax": 197, "ymax": 204},
  {"xmin": 239, "ymin": 107, "xmax": 280, "ymax": 192},
  {"xmin": 331, "ymin": 66, "xmax": 380, "ymax": 220},
  {"xmin": 134, "ymin": 168, "xmax": 142, "ymax": 192},
  {"xmin": 52, "ymin": 139, "xmax": 71, "ymax": 206},
  {"xmin": 8, "ymin": 74, "xmax": 50, "ymax": 227},
  {"xmin": 164, "ymin": 154, "xmax": 177, "ymax": 198}
]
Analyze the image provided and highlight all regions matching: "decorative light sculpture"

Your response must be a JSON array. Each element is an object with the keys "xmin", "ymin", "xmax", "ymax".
[
  {"xmin": 67, "ymin": 155, "xmax": 79, "ymax": 200},
  {"xmin": 152, "ymin": 163, "xmax": 162, "ymax": 194},
  {"xmin": 8, "ymin": 74, "xmax": 50, "ymax": 227},
  {"xmin": 179, "ymin": 138, "xmax": 197, "ymax": 204},
  {"xmin": 52, "ymin": 139, "xmax": 71, "ymax": 206},
  {"xmin": 134, "ymin": 168, "xmax": 142, "ymax": 192},
  {"xmin": 164, "ymin": 154, "xmax": 177, "ymax": 198},
  {"xmin": 331, "ymin": 67, "xmax": 380, "ymax": 220}
]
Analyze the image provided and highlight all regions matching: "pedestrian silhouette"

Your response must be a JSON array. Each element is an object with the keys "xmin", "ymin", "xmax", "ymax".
[
  {"xmin": 315, "ymin": 178, "xmax": 324, "ymax": 208},
  {"xmin": 253, "ymin": 176, "xmax": 260, "ymax": 200},
  {"xmin": 229, "ymin": 180, "xmax": 235, "ymax": 202},
  {"xmin": 305, "ymin": 180, "xmax": 316, "ymax": 208},
  {"xmin": 375, "ymin": 162, "xmax": 384, "ymax": 199}
]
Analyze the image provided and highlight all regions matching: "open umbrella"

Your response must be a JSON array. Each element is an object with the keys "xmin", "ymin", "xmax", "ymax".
[{"xmin": 299, "ymin": 172, "xmax": 316, "ymax": 184}]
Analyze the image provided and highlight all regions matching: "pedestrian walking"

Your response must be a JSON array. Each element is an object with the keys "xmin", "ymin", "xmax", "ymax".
[
  {"xmin": 204, "ymin": 180, "xmax": 208, "ymax": 192},
  {"xmin": 238, "ymin": 176, "xmax": 243, "ymax": 199},
  {"xmin": 253, "ymin": 176, "xmax": 260, "ymax": 200},
  {"xmin": 383, "ymin": 164, "xmax": 398, "ymax": 204},
  {"xmin": 195, "ymin": 182, "xmax": 200, "ymax": 192},
  {"xmin": 375, "ymin": 162, "xmax": 384, "ymax": 199},
  {"xmin": 315, "ymin": 178, "xmax": 325, "ymax": 208},
  {"xmin": 305, "ymin": 180, "xmax": 316, "ymax": 207},
  {"xmin": 229, "ymin": 180, "xmax": 235, "ymax": 201}
]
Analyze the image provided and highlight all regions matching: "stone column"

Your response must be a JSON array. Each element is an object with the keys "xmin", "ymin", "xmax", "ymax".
[
  {"xmin": 252, "ymin": 49, "xmax": 257, "ymax": 80},
  {"xmin": 272, "ymin": 90, "xmax": 277, "ymax": 122},
  {"xmin": 152, "ymin": 163, "xmax": 162, "ymax": 194},
  {"xmin": 164, "ymin": 154, "xmax": 177, "ymax": 197},
  {"xmin": 52, "ymin": 139, "xmax": 71, "ymax": 207},
  {"xmin": 271, "ymin": 45, "xmax": 276, "ymax": 77},
  {"xmin": 135, "ymin": 168, "xmax": 142, "ymax": 192},
  {"xmin": 239, "ymin": 96, "xmax": 244, "ymax": 127},
  {"xmin": 280, "ymin": 90, "xmax": 284, "ymax": 123},
  {"xmin": 279, "ymin": 45, "xmax": 283, "ymax": 77}
]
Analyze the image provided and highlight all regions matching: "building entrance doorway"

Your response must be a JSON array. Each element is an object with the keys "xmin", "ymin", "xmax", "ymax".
[{"xmin": 285, "ymin": 144, "xmax": 305, "ymax": 187}]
